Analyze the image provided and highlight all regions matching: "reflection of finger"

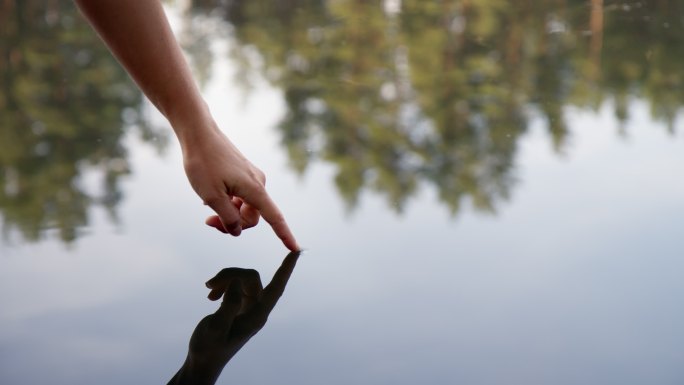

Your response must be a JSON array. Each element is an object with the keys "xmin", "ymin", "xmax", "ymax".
[
  {"xmin": 206, "ymin": 269, "xmax": 263, "ymax": 299},
  {"xmin": 205, "ymin": 196, "xmax": 242, "ymax": 236},
  {"xmin": 207, "ymin": 287, "xmax": 223, "ymax": 301},
  {"xmin": 242, "ymin": 187, "xmax": 299, "ymax": 251},
  {"xmin": 206, "ymin": 267, "xmax": 243, "ymax": 288},
  {"xmin": 206, "ymin": 269, "xmax": 225, "ymax": 289},
  {"xmin": 261, "ymin": 251, "xmax": 301, "ymax": 312},
  {"xmin": 213, "ymin": 279, "xmax": 243, "ymax": 328},
  {"xmin": 207, "ymin": 268, "xmax": 262, "ymax": 287}
]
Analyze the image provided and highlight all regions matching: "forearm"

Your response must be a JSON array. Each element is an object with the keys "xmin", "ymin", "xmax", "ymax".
[
  {"xmin": 168, "ymin": 358, "xmax": 223, "ymax": 385},
  {"xmin": 74, "ymin": 0, "xmax": 213, "ymax": 146},
  {"xmin": 76, "ymin": 0, "xmax": 299, "ymax": 250}
]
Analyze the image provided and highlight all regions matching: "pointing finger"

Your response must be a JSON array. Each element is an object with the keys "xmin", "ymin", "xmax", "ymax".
[{"xmin": 241, "ymin": 187, "xmax": 299, "ymax": 251}]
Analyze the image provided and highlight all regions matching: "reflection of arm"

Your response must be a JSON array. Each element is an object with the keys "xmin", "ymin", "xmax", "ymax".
[{"xmin": 168, "ymin": 252, "xmax": 301, "ymax": 385}]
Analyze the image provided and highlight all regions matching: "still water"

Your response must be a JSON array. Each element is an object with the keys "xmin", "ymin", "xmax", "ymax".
[{"xmin": 2, "ymin": 1, "xmax": 684, "ymax": 384}]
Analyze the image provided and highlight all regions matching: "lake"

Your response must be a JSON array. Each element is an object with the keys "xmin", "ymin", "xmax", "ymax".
[{"xmin": 1, "ymin": 1, "xmax": 683, "ymax": 384}]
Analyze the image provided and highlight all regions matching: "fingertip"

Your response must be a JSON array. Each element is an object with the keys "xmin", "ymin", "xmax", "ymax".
[
  {"xmin": 288, "ymin": 241, "xmax": 302, "ymax": 252},
  {"xmin": 214, "ymin": 215, "xmax": 241, "ymax": 236},
  {"xmin": 228, "ymin": 225, "xmax": 242, "ymax": 237},
  {"xmin": 205, "ymin": 197, "xmax": 242, "ymax": 236},
  {"xmin": 205, "ymin": 273, "xmax": 220, "ymax": 288},
  {"xmin": 207, "ymin": 288, "xmax": 223, "ymax": 301},
  {"xmin": 280, "ymin": 235, "xmax": 301, "ymax": 252},
  {"xmin": 218, "ymin": 216, "xmax": 242, "ymax": 236},
  {"xmin": 269, "ymin": 219, "xmax": 299, "ymax": 251}
]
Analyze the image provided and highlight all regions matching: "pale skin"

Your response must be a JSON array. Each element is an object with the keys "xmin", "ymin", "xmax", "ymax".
[{"xmin": 74, "ymin": 0, "xmax": 300, "ymax": 251}]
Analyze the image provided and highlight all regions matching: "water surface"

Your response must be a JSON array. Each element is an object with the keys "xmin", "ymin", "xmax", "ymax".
[{"xmin": 1, "ymin": 1, "xmax": 683, "ymax": 384}]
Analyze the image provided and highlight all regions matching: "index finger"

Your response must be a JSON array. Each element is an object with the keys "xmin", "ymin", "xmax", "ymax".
[
  {"xmin": 241, "ymin": 186, "xmax": 300, "ymax": 251},
  {"xmin": 260, "ymin": 251, "xmax": 301, "ymax": 312}
]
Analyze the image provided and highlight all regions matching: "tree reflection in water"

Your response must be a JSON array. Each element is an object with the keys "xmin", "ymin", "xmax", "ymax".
[
  {"xmin": 0, "ymin": 1, "xmax": 167, "ymax": 244},
  {"xmin": 185, "ymin": 0, "xmax": 683, "ymax": 214},
  {"xmin": 2, "ymin": 1, "xmax": 682, "ymax": 244}
]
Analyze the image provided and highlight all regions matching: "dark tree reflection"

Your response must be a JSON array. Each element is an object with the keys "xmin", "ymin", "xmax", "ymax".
[
  {"xmin": 3, "ymin": 1, "xmax": 680, "ymax": 243},
  {"xmin": 0, "ymin": 1, "xmax": 168, "ymax": 244},
  {"xmin": 185, "ymin": 0, "xmax": 683, "ymax": 215}
]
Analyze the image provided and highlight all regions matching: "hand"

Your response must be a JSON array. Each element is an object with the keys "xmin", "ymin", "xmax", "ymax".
[
  {"xmin": 168, "ymin": 251, "xmax": 301, "ymax": 385},
  {"xmin": 182, "ymin": 124, "xmax": 300, "ymax": 251},
  {"xmin": 74, "ymin": 0, "xmax": 299, "ymax": 250}
]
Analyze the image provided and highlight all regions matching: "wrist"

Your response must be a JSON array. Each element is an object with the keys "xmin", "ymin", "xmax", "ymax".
[
  {"xmin": 169, "ymin": 358, "xmax": 223, "ymax": 385},
  {"xmin": 167, "ymin": 105, "xmax": 220, "ymax": 153}
]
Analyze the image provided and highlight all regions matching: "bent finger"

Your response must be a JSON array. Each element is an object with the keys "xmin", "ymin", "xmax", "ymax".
[
  {"xmin": 205, "ymin": 215, "xmax": 226, "ymax": 233},
  {"xmin": 206, "ymin": 268, "xmax": 263, "ymax": 300},
  {"xmin": 212, "ymin": 279, "xmax": 243, "ymax": 328},
  {"xmin": 205, "ymin": 196, "xmax": 242, "ymax": 236}
]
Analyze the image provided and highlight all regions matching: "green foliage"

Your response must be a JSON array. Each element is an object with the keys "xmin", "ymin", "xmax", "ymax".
[
  {"xmin": 183, "ymin": 0, "xmax": 682, "ymax": 216},
  {"xmin": 0, "ymin": 0, "xmax": 168, "ymax": 244},
  {"xmin": 5, "ymin": 0, "xmax": 681, "ymax": 244}
]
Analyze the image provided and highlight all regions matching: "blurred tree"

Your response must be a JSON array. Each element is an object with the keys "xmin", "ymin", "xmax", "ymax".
[
  {"xmin": 0, "ymin": 0, "xmax": 168, "ymax": 244},
  {"xmin": 598, "ymin": 0, "xmax": 684, "ymax": 134},
  {"xmin": 184, "ymin": 0, "xmax": 683, "ymax": 216}
]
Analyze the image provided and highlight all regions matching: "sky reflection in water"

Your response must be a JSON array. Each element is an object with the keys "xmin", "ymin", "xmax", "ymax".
[{"xmin": 1, "ymin": 1, "xmax": 684, "ymax": 384}]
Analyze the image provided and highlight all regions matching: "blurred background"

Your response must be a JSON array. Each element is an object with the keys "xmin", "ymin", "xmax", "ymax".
[{"xmin": 1, "ymin": 1, "xmax": 683, "ymax": 384}]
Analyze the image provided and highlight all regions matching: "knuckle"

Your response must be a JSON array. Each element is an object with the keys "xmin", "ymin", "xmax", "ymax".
[
  {"xmin": 246, "ymin": 168, "xmax": 266, "ymax": 187},
  {"xmin": 244, "ymin": 269, "xmax": 261, "ymax": 281},
  {"xmin": 247, "ymin": 179, "xmax": 266, "ymax": 195},
  {"xmin": 253, "ymin": 168, "xmax": 266, "ymax": 183},
  {"xmin": 242, "ymin": 218, "xmax": 259, "ymax": 229},
  {"xmin": 202, "ymin": 194, "xmax": 224, "ymax": 207},
  {"xmin": 216, "ymin": 267, "xmax": 240, "ymax": 278}
]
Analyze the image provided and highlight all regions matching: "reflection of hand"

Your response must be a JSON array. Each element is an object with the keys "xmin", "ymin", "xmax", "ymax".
[
  {"xmin": 168, "ymin": 251, "xmax": 301, "ymax": 385},
  {"xmin": 183, "ymin": 125, "xmax": 300, "ymax": 251}
]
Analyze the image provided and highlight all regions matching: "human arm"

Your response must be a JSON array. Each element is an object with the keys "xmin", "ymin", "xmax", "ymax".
[{"xmin": 74, "ymin": 0, "xmax": 299, "ymax": 250}]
